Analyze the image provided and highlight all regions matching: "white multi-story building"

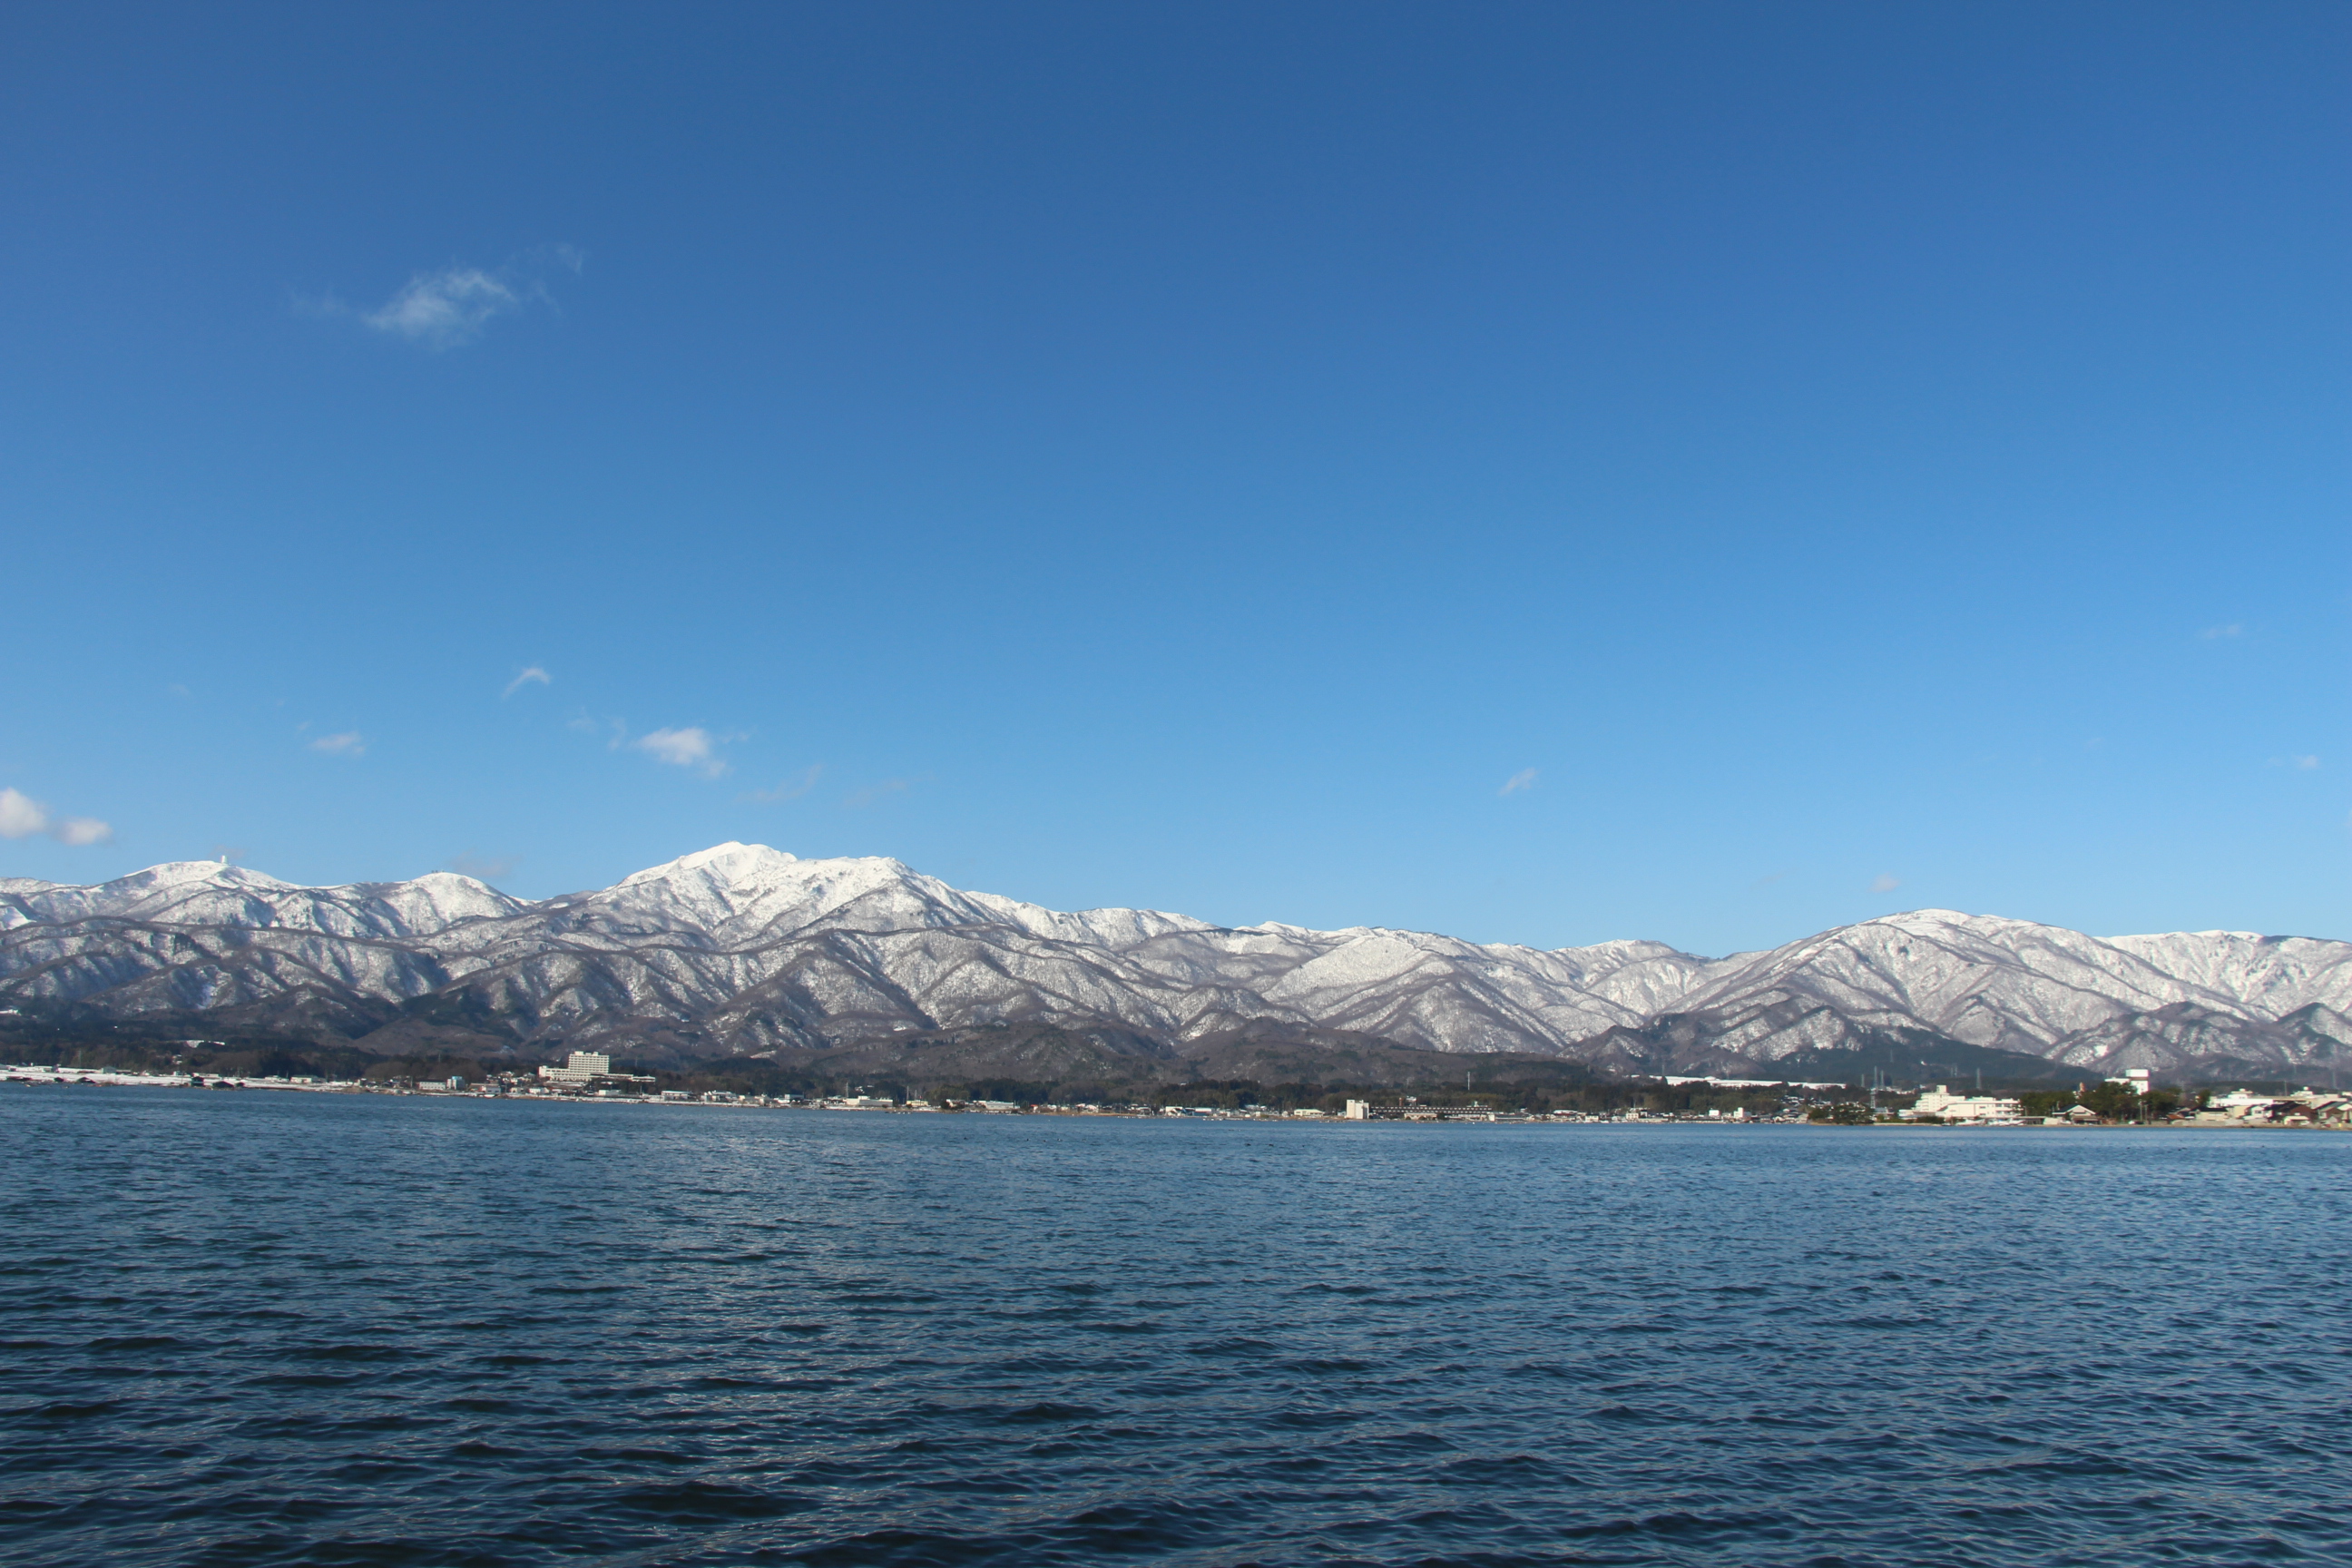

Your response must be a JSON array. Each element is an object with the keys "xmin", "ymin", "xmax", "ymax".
[
  {"xmin": 1908, "ymin": 1085, "xmax": 2025, "ymax": 1123},
  {"xmin": 538, "ymin": 1051, "xmax": 612, "ymax": 1084}
]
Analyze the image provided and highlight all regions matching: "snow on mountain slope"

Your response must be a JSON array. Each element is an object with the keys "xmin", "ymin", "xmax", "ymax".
[
  {"xmin": 2100, "ymin": 930, "xmax": 2352, "ymax": 1019},
  {"xmin": 1668, "ymin": 912, "xmax": 2232, "ymax": 1054},
  {"xmin": 569, "ymin": 844, "xmax": 1213, "ymax": 954},
  {"xmin": 0, "ymin": 861, "xmax": 523, "ymax": 937},
  {"xmin": 3, "ymin": 845, "xmax": 2347, "ymax": 1073},
  {"xmin": 1654, "ymin": 912, "xmax": 2352, "ymax": 1067}
]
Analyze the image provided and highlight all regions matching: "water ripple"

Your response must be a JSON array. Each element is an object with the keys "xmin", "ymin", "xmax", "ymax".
[{"xmin": 2, "ymin": 1093, "xmax": 2347, "ymax": 1565}]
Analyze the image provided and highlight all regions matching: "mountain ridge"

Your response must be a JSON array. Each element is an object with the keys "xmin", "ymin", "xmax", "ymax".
[{"xmin": 3, "ymin": 843, "xmax": 2346, "ymax": 1080}]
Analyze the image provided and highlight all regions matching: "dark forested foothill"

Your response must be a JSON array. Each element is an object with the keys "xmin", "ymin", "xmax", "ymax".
[{"xmin": 0, "ymin": 1010, "xmax": 2224, "ymax": 1118}]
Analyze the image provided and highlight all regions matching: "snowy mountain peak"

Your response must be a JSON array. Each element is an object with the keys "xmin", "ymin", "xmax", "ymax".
[
  {"xmin": 616, "ymin": 841, "xmax": 803, "ymax": 887},
  {"xmin": 399, "ymin": 871, "xmax": 500, "ymax": 893},
  {"xmin": 2109, "ymin": 927, "xmax": 2268, "ymax": 943},
  {"xmin": 111, "ymin": 860, "xmax": 292, "ymax": 892}
]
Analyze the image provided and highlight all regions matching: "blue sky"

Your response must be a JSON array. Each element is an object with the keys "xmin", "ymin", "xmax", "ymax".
[{"xmin": 2, "ymin": 2, "xmax": 2344, "ymax": 955}]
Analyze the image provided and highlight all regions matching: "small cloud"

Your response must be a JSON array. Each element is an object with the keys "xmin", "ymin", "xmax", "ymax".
[
  {"xmin": 503, "ymin": 666, "xmax": 553, "ymax": 699},
  {"xmin": 1748, "ymin": 868, "xmax": 1795, "ymax": 890},
  {"xmin": 2199, "ymin": 623, "xmax": 2244, "ymax": 641},
  {"xmin": 309, "ymin": 731, "xmax": 366, "ymax": 757},
  {"xmin": 741, "ymin": 764, "xmax": 823, "ymax": 805},
  {"xmin": 0, "ymin": 788, "xmax": 112, "ymax": 846},
  {"xmin": 0, "ymin": 789, "xmax": 50, "ymax": 839},
  {"xmin": 1869, "ymin": 874, "xmax": 1902, "ymax": 894},
  {"xmin": 2298, "ymin": 755, "xmax": 2320, "ymax": 770},
  {"xmin": 447, "ymin": 851, "xmax": 521, "ymax": 881},
  {"xmin": 2267, "ymin": 755, "xmax": 2324, "ymax": 770},
  {"xmin": 2083, "ymin": 737, "xmax": 2105, "ymax": 750},
  {"xmin": 320, "ymin": 250, "xmax": 582, "ymax": 351},
  {"xmin": 363, "ymin": 266, "xmax": 525, "ymax": 348},
  {"xmin": 845, "ymin": 778, "xmax": 912, "ymax": 809},
  {"xmin": 212, "ymin": 844, "xmax": 248, "ymax": 865},
  {"xmin": 633, "ymin": 726, "xmax": 727, "ymax": 778},
  {"xmin": 166, "ymin": 683, "xmax": 191, "ymax": 698},
  {"xmin": 1497, "ymin": 768, "xmax": 1538, "ymax": 797}
]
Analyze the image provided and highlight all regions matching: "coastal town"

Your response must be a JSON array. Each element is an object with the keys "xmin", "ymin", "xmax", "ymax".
[{"xmin": 5, "ymin": 1049, "xmax": 2347, "ymax": 1128}]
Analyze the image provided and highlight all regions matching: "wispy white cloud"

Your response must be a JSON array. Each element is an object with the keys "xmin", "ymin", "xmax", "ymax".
[
  {"xmin": 2268, "ymin": 754, "xmax": 2321, "ymax": 770},
  {"xmin": 447, "ymin": 851, "xmax": 522, "ymax": 881},
  {"xmin": 2199, "ymin": 622, "xmax": 2244, "ymax": 641},
  {"xmin": 362, "ymin": 267, "xmax": 519, "ymax": 345},
  {"xmin": 0, "ymin": 788, "xmax": 113, "ymax": 846},
  {"xmin": 2298, "ymin": 755, "xmax": 2321, "ymax": 769},
  {"xmin": 1497, "ymin": 768, "xmax": 1538, "ymax": 797},
  {"xmin": 309, "ymin": 732, "xmax": 366, "ymax": 757},
  {"xmin": 1869, "ymin": 874, "xmax": 1902, "ymax": 894},
  {"xmin": 364, "ymin": 267, "xmax": 523, "ymax": 348},
  {"xmin": 741, "ymin": 765, "xmax": 823, "ymax": 805},
  {"xmin": 633, "ymin": 726, "xmax": 727, "ymax": 778},
  {"xmin": 320, "ymin": 248, "xmax": 583, "ymax": 350},
  {"xmin": 503, "ymin": 666, "xmax": 553, "ymax": 699}
]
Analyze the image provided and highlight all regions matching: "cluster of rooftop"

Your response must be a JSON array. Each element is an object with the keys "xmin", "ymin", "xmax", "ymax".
[{"xmin": 2190, "ymin": 1089, "xmax": 2352, "ymax": 1127}]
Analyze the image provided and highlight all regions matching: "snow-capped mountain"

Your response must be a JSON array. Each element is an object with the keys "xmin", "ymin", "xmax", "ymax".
[{"xmin": 4, "ymin": 843, "xmax": 2346, "ymax": 1077}]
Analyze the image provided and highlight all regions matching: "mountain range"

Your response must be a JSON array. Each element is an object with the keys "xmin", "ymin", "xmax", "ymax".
[{"xmin": 5, "ymin": 842, "xmax": 2347, "ymax": 1083}]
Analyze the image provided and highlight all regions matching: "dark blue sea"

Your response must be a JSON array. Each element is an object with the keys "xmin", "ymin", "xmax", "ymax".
[{"xmin": 3, "ymin": 1091, "xmax": 2347, "ymax": 1566}]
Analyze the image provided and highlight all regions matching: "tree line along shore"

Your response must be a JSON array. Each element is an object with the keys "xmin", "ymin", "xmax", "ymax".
[{"xmin": 5, "ymin": 1032, "xmax": 2340, "ymax": 1127}]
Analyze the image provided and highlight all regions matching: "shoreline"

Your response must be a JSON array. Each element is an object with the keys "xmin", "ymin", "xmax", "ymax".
[{"xmin": 4, "ymin": 1068, "xmax": 2343, "ymax": 1130}]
